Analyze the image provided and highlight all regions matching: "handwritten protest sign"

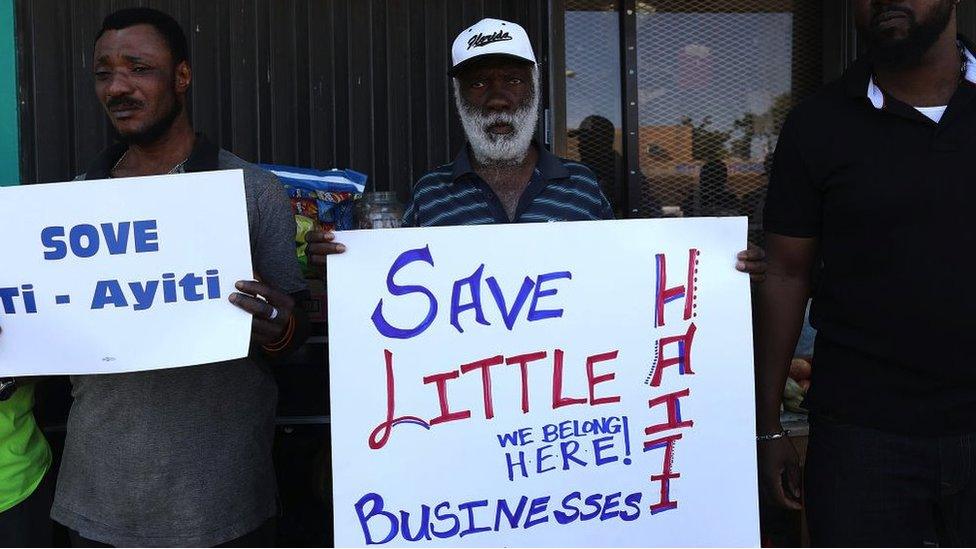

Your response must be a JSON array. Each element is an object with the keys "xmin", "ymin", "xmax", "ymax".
[
  {"xmin": 328, "ymin": 218, "xmax": 759, "ymax": 547},
  {"xmin": 0, "ymin": 170, "xmax": 254, "ymax": 376}
]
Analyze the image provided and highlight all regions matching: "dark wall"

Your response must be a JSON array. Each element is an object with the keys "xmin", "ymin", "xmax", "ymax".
[{"xmin": 15, "ymin": 0, "xmax": 548, "ymax": 201}]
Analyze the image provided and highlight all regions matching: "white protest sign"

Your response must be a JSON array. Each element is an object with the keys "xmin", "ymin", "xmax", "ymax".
[
  {"xmin": 328, "ymin": 218, "xmax": 759, "ymax": 547},
  {"xmin": 0, "ymin": 170, "xmax": 254, "ymax": 375}
]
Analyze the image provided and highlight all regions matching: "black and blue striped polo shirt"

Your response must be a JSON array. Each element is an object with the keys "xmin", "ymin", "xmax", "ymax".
[{"xmin": 403, "ymin": 144, "xmax": 614, "ymax": 227}]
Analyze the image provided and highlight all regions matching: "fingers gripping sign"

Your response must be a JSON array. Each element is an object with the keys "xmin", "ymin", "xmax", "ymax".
[
  {"xmin": 305, "ymin": 229, "xmax": 346, "ymax": 267},
  {"xmin": 229, "ymin": 280, "xmax": 295, "ymax": 345},
  {"xmin": 736, "ymin": 244, "xmax": 767, "ymax": 284}
]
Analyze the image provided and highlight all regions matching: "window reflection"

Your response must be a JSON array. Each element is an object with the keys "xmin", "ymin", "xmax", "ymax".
[{"xmin": 559, "ymin": 0, "xmax": 823, "ymax": 227}]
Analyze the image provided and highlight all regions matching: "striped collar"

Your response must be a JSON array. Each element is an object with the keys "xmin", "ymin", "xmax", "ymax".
[{"xmin": 865, "ymin": 43, "xmax": 976, "ymax": 109}]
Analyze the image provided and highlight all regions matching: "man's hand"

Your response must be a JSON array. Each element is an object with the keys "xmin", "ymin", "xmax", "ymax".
[
  {"xmin": 736, "ymin": 244, "xmax": 767, "ymax": 283},
  {"xmin": 306, "ymin": 229, "xmax": 346, "ymax": 267},
  {"xmin": 229, "ymin": 280, "xmax": 296, "ymax": 345},
  {"xmin": 758, "ymin": 436, "xmax": 803, "ymax": 510}
]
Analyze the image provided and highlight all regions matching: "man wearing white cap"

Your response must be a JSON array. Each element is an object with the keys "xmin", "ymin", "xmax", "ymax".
[
  {"xmin": 395, "ymin": 18, "xmax": 613, "ymax": 226},
  {"xmin": 306, "ymin": 18, "xmax": 767, "ymax": 280},
  {"xmin": 399, "ymin": 18, "xmax": 615, "ymax": 226}
]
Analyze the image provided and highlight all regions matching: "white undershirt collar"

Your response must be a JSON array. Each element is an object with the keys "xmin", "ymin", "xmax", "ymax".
[{"xmin": 866, "ymin": 46, "xmax": 976, "ymax": 110}]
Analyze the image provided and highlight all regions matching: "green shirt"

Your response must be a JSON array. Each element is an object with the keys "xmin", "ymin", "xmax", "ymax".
[{"xmin": 0, "ymin": 384, "xmax": 51, "ymax": 512}]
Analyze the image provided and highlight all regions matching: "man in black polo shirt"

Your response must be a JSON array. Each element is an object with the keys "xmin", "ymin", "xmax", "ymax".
[{"xmin": 756, "ymin": 0, "xmax": 976, "ymax": 545}]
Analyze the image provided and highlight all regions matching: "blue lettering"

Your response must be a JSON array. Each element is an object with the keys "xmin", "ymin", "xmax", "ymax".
[
  {"xmin": 41, "ymin": 221, "xmax": 160, "ymax": 260},
  {"xmin": 493, "ymin": 496, "xmax": 528, "ymax": 530},
  {"xmin": 128, "ymin": 280, "xmax": 158, "ymax": 311},
  {"xmin": 0, "ymin": 287, "xmax": 19, "ymax": 313},
  {"xmin": 450, "ymin": 264, "xmax": 490, "ymax": 333},
  {"xmin": 100, "ymin": 222, "xmax": 130, "ymax": 255},
  {"xmin": 496, "ymin": 431, "xmax": 520, "ymax": 448},
  {"xmin": 91, "ymin": 280, "xmax": 128, "ymax": 309},
  {"xmin": 132, "ymin": 220, "xmax": 159, "ymax": 253},
  {"xmin": 353, "ymin": 493, "xmax": 398, "ymax": 545},
  {"xmin": 41, "ymin": 226, "xmax": 67, "ymax": 260},
  {"xmin": 486, "ymin": 276, "xmax": 534, "ymax": 330},
  {"xmin": 599, "ymin": 492, "xmax": 622, "ymax": 521},
  {"xmin": 527, "ymin": 271, "xmax": 571, "ymax": 321},
  {"xmin": 505, "ymin": 450, "xmax": 528, "ymax": 481},
  {"xmin": 524, "ymin": 496, "xmax": 551, "ymax": 528},
  {"xmin": 536, "ymin": 444, "xmax": 556, "ymax": 474},
  {"xmin": 371, "ymin": 246, "xmax": 438, "ymax": 339},
  {"xmin": 431, "ymin": 502, "xmax": 460, "ymax": 539},
  {"xmin": 604, "ymin": 416, "xmax": 623, "ymax": 434},
  {"xmin": 205, "ymin": 270, "xmax": 220, "ymax": 299},
  {"xmin": 69, "ymin": 224, "xmax": 100, "ymax": 258},
  {"xmin": 161, "ymin": 273, "xmax": 177, "ymax": 303},
  {"xmin": 399, "ymin": 507, "xmax": 432, "ymax": 542},
  {"xmin": 542, "ymin": 423, "xmax": 558, "ymax": 443},
  {"xmin": 179, "ymin": 273, "xmax": 204, "ymax": 301},
  {"xmin": 561, "ymin": 440, "xmax": 587, "ymax": 470},
  {"xmin": 621, "ymin": 492, "xmax": 642, "ymax": 521},
  {"xmin": 21, "ymin": 285, "xmax": 36, "ymax": 314},
  {"xmin": 580, "ymin": 493, "xmax": 603, "ymax": 521},
  {"xmin": 457, "ymin": 500, "xmax": 491, "ymax": 538},
  {"xmin": 593, "ymin": 436, "xmax": 618, "ymax": 466},
  {"xmin": 554, "ymin": 492, "xmax": 582, "ymax": 524}
]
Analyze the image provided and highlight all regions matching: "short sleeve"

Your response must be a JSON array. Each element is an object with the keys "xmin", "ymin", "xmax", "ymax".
[
  {"xmin": 763, "ymin": 113, "xmax": 822, "ymax": 237},
  {"xmin": 599, "ymin": 192, "xmax": 615, "ymax": 220},
  {"xmin": 565, "ymin": 161, "xmax": 616, "ymax": 220},
  {"xmin": 253, "ymin": 174, "xmax": 307, "ymax": 295},
  {"xmin": 401, "ymin": 196, "xmax": 418, "ymax": 228}
]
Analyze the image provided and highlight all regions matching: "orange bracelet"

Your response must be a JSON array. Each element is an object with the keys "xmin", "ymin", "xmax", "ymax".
[{"xmin": 262, "ymin": 315, "xmax": 295, "ymax": 353}]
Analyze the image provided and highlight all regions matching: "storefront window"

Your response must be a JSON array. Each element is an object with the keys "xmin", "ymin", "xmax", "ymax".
[
  {"xmin": 556, "ymin": 0, "xmax": 824, "ymax": 232},
  {"xmin": 556, "ymin": 0, "xmax": 625, "ymax": 212},
  {"xmin": 635, "ymin": 0, "xmax": 822, "ymax": 233}
]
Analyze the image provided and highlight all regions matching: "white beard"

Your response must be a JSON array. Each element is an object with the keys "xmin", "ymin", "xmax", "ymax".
[{"xmin": 453, "ymin": 67, "xmax": 540, "ymax": 166}]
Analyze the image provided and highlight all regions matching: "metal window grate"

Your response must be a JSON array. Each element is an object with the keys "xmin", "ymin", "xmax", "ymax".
[
  {"xmin": 559, "ymin": 0, "xmax": 824, "ymax": 235},
  {"xmin": 560, "ymin": 0, "xmax": 626, "ymax": 213},
  {"xmin": 633, "ymin": 0, "xmax": 824, "ymax": 239}
]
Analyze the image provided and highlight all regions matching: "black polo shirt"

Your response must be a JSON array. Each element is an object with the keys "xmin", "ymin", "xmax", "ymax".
[{"xmin": 764, "ymin": 41, "xmax": 976, "ymax": 435}]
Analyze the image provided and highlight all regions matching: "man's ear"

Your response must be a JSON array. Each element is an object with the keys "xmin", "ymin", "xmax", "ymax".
[{"xmin": 175, "ymin": 61, "xmax": 191, "ymax": 93}]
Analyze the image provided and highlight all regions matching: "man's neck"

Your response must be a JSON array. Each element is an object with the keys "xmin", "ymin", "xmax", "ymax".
[
  {"xmin": 114, "ymin": 116, "xmax": 196, "ymax": 177},
  {"xmin": 874, "ymin": 29, "xmax": 962, "ymax": 107},
  {"xmin": 473, "ymin": 143, "xmax": 539, "ymax": 221}
]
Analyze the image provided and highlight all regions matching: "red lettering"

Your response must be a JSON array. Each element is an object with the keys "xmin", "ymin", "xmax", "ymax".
[
  {"xmin": 650, "ymin": 323, "xmax": 697, "ymax": 387},
  {"xmin": 505, "ymin": 351, "xmax": 548, "ymax": 413},
  {"xmin": 654, "ymin": 249, "xmax": 698, "ymax": 327},
  {"xmin": 645, "ymin": 388, "xmax": 694, "ymax": 436},
  {"xmin": 423, "ymin": 370, "xmax": 471, "ymax": 425},
  {"xmin": 586, "ymin": 350, "xmax": 621, "ymax": 406},
  {"xmin": 460, "ymin": 354, "xmax": 505, "ymax": 419},
  {"xmin": 368, "ymin": 350, "xmax": 431, "ymax": 450},
  {"xmin": 644, "ymin": 433, "xmax": 683, "ymax": 514},
  {"xmin": 552, "ymin": 349, "xmax": 586, "ymax": 409}
]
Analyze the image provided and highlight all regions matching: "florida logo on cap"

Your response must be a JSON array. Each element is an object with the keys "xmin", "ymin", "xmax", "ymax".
[{"xmin": 450, "ymin": 18, "xmax": 536, "ymax": 76}]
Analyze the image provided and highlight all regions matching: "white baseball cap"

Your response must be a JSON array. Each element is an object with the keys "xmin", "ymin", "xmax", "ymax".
[{"xmin": 450, "ymin": 18, "xmax": 536, "ymax": 76}]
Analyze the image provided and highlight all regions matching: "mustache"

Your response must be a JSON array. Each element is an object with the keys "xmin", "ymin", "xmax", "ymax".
[
  {"xmin": 460, "ymin": 100, "xmax": 534, "ymax": 131},
  {"xmin": 871, "ymin": 3, "xmax": 914, "ymax": 22},
  {"xmin": 105, "ymin": 96, "xmax": 144, "ymax": 110},
  {"xmin": 481, "ymin": 112, "xmax": 522, "ymax": 130}
]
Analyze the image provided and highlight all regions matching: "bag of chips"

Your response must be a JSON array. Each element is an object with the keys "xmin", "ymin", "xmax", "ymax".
[{"xmin": 262, "ymin": 165, "xmax": 367, "ymax": 276}]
